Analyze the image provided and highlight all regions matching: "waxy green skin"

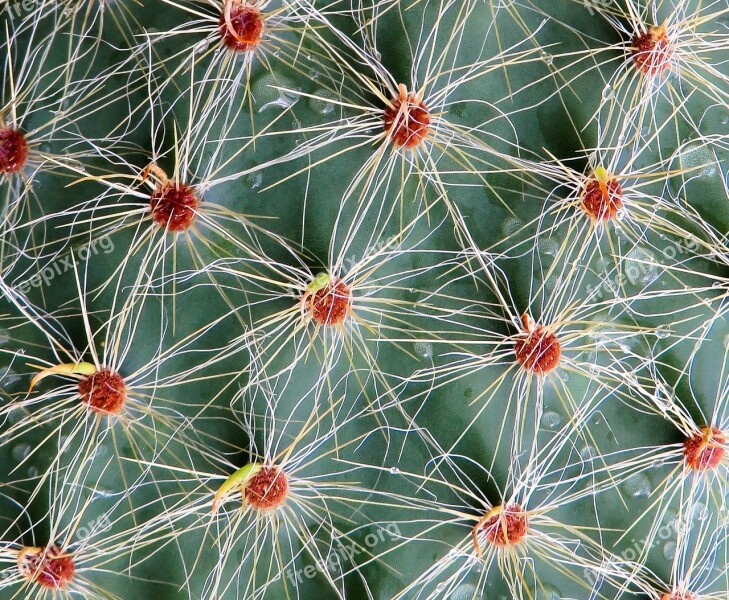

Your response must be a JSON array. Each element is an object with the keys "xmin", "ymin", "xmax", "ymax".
[{"xmin": 1, "ymin": 1, "xmax": 727, "ymax": 599}]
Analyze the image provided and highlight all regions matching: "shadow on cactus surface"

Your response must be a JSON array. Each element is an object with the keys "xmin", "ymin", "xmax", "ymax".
[{"xmin": 0, "ymin": 0, "xmax": 728, "ymax": 598}]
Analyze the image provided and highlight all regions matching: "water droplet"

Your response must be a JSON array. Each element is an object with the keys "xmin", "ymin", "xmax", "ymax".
[
  {"xmin": 194, "ymin": 39, "xmax": 210, "ymax": 55},
  {"xmin": 502, "ymin": 216, "xmax": 523, "ymax": 236},
  {"xmin": 307, "ymin": 88, "xmax": 338, "ymax": 115},
  {"xmin": 0, "ymin": 366, "xmax": 22, "ymax": 388},
  {"xmin": 389, "ymin": 467, "xmax": 400, "ymax": 475},
  {"xmin": 602, "ymin": 85, "xmax": 613, "ymax": 99},
  {"xmin": 11, "ymin": 443, "xmax": 31, "ymax": 462},
  {"xmin": 0, "ymin": 329, "xmax": 9, "ymax": 346},
  {"xmin": 59, "ymin": 435, "xmax": 73, "ymax": 454},
  {"xmin": 6, "ymin": 406, "xmax": 29, "ymax": 425},
  {"xmin": 414, "ymin": 341, "xmax": 432, "ymax": 359},
  {"xmin": 451, "ymin": 584, "xmax": 479, "ymax": 600},
  {"xmin": 623, "ymin": 473, "xmax": 652, "ymax": 497},
  {"xmin": 677, "ymin": 141, "xmax": 718, "ymax": 177},
  {"xmin": 691, "ymin": 502, "xmax": 709, "ymax": 522},
  {"xmin": 663, "ymin": 510, "xmax": 678, "ymax": 529},
  {"xmin": 538, "ymin": 237, "xmax": 559, "ymax": 257},
  {"xmin": 93, "ymin": 444, "xmax": 110, "ymax": 459},
  {"xmin": 541, "ymin": 411, "xmax": 562, "ymax": 429},
  {"xmin": 26, "ymin": 466, "xmax": 39, "ymax": 478},
  {"xmin": 541, "ymin": 52, "xmax": 553, "ymax": 65},
  {"xmin": 253, "ymin": 74, "xmax": 299, "ymax": 112},
  {"xmin": 625, "ymin": 247, "xmax": 659, "ymax": 285},
  {"xmin": 580, "ymin": 445, "xmax": 597, "ymax": 460},
  {"xmin": 663, "ymin": 541, "xmax": 676, "ymax": 559},
  {"xmin": 259, "ymin": 93, "xmax": 298, "ymax": 112},
  {"xmin": 655, "ymin": 325, "xmax": 671, "ymax": 339},
  {"xmin": 244, "ymin": 171, "xmax": 263, "ymax": 189}
]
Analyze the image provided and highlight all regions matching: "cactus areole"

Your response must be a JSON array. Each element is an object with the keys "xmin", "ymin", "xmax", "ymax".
[
  {"xmin": 0, "ymin": 127, "xmax": 28, "ymax": 174},
  {"xmin": 383, "ymin": 84, "xmax": 431, "ymax": 149},
  {"xmin": 244, "ymin": 466, "xmax": 288, "ymax": 510},
  {"xmin": 581, "ymin": 167, "xmax": 624, "ymax": 221},
  {"xmin": 661, "ymin": 592, "xmax": 694, "ymax": 600},
  {"xmin": 473, "ymin": 503, "xmax": 528, "ymax": 556},
  {"xmin": 303, "ymin": 274, "xmax": 353, "ymax": 326},
  {"xmin": 79, "ymin": 368, "xmax": 127, "ymax": 415},
  {"xmin": 219, "ymin": 1, "xmax": 264, "ymax": 51},
  {"xmin": 18, "ymin": 545, "xmax": 75, "ymax": 589},
  {"xmin": 514, "ymin": 314, "xmax": 561, "ymax": 374},
  {"xmin": 150, "ymin": 181, "xmax": 200, "ymax": 231},
  {"xmin": 683, "ymin": 427, "xmax": 725, "ymax": 471},
  {"xmin": 632, "ymin": 25, "xmax": 673, "ymax": 76}
]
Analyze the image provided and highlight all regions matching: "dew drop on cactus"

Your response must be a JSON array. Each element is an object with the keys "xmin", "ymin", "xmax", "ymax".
[
  {"xmin": 541, "ymin": 410, "xmax": 562, "ymax": 429},
  {"xmin": 303, "ymin": 275, "xmax": 352, "ymax": 326},
  {"xmin": 678, "ymin": 141, "xmax": 718, "ymax": 178},
  {"xmin": 219, "ymin": 0, "xmax": 264, "ymax": 52},
  {"xmin": 150, "ymin": 181, "xmax": 200, "ymax": 231},
  {"xmin": 502, "ymin": 216, "xmax": 523, "ymax": 236},
  {"xmin": 18, "ymin": 545, "xmax": 75, "ymax": 589},
  {"xmin": 663, "ymin": 540, "xmax": 677, "ymax": 560},
  {"xmin": 622, "ymin": 472, "xmax": 652, "ymax": 497},
  {"xmin": 244, "ymin": 466, "xmax": 288, "ymax": 510},
  {"xmin": 514, "ymin": 314, "xmax": 561, "ymax": 374},
  {"xmin": 11, "ymin": 443, "xmax": 31, "ymax": 463},
  {"xmin": 683, "ymin": 427, "xmax": 725, "ymax": 471},
  {"xmin": 473, "ymin": 504, "xmax": 527, "ymax": 555},
  {"xmin": 450, "ymin": 584, "xmax": 478, "ymax": 600},
  {"xmin": 383, "ymin": 84, "xmax": 431, "ymax": 149},
  {"xmin": 631, "ymin": 25, "xmax": 673, "ymax": 76},
  {"xmin": 79, "ymin": 368, "xmax": 127, "ymax": 415},
  {"xmin": 0, "ymin": 127, "xmax": 28, "ymax": 174},
  {"xmin": 581, "ymin": 167, "xmax": 623, "ymax": 221}
]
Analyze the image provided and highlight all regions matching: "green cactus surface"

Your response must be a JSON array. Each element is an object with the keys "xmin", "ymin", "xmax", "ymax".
[{"xmin": 1, "ymin": 0, "xmax": 729, "ymax": 599}]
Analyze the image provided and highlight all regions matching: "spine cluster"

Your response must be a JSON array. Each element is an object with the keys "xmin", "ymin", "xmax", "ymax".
[{"xmin": 0, "ymin": 1, "xmax": 728, "ymax": 599}]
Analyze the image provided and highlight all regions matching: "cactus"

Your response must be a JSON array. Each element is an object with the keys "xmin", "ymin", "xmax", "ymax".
[{"xmin": 1, "ymin": 0, "xmax": 728, "ymax": 598}]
